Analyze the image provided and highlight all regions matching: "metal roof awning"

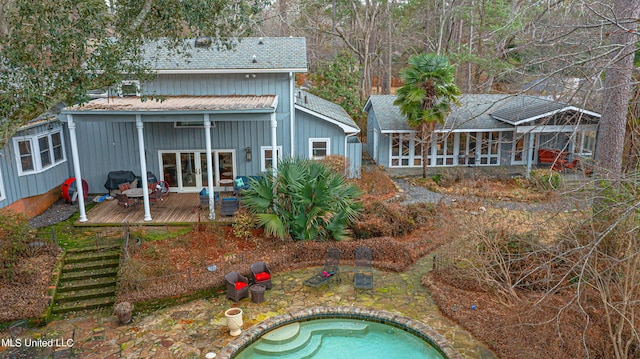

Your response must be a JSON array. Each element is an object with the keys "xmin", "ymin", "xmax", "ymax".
[{"xmin": 62, "ymin": 95, "xmax": 278, "ymax": 115}]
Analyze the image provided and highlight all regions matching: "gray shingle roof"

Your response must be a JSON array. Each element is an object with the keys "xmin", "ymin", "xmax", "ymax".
[
  {"xmin": 366, "ymin": 94, "xmax": 597, "ymax": 132},
  {"xmin": 143, "ymin": 37, "xmax": 307, "ymax": 72},
  {"xmin": 295, "ymin": 89, "xmax": 359, "ymax": 132},
  {"xmin": 490, "ymin": 95, "xmax": 567, "ymax": 125}
]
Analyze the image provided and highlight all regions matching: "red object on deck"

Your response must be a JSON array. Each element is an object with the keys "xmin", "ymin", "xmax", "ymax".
[{"xmin": 61, "ymin": 178, "xmax": 89, "ymax": 203}]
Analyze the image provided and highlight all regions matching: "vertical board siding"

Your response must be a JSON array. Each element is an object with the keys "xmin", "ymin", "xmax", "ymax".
[
  {"xmin": 347, "ymin": 141, "xmax": 362, "ymax": 178},
  {"xmin": 294, "ymin": 110, "xmax": 346, "ymax": 159},
  {"xmin": 73, "ymin": 116, "xmax": 274, "ymax": 192},
  {"xmin": 0, "ymin": 123, "xmax": 70, "ymax": 208}
]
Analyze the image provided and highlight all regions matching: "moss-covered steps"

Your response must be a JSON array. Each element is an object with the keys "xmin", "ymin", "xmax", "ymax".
[{"xmin": 52, "ymin": 246, "xmax": 121, "ymax": 314}]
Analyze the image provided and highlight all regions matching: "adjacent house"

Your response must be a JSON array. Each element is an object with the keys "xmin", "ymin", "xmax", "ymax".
[
  {"xmin": 57, "ymin": 37, "xmax": 360, "ymax": 222},
  {"xmin": 365, "ymin": 94, "xmax": 599, "ymax": 173}
]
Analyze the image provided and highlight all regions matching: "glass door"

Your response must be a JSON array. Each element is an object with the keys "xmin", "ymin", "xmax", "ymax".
[
  {"xmin": 180, "ymin": 152, "xmax": 199, "ymax": 191},
  {"xmin": 160, "ymin": 150, "xmax": 235, "ymax": 192},
  {"xmin": 511, "ymin": 135, "xmax": 530, "ymax": 165}
]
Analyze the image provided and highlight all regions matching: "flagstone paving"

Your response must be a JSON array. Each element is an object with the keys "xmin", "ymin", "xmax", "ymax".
[{"xmin": 3, "ymin": 255, "xmax": 495, "ymax": 359}]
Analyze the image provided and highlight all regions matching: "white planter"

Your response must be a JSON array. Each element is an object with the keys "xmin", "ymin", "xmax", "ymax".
[{"xmin": 224, "ymin": 308, "xmax": 243, "ymax": 336}]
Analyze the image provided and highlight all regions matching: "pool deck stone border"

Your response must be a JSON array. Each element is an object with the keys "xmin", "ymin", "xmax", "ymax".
[{"xmin": 217, "ymin": 306, "xmax": 463, "ymax": 359}]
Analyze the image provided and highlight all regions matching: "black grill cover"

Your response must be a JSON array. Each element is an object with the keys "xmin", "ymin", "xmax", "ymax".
[{"xmin": 104, "ymin": 171, "xmax": 137, "ymax": 191}]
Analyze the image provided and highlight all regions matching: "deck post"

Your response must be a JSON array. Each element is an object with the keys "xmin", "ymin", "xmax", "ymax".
[
  {"xmin": 270, "ymin": 112, "xmax": 278, "ymax": 173},
  {"xmin": 204, "ymin": 114, "xmax": 215, "ymax": 220},
  {"xmin": 525, "ymin": 132, "xmax": 535, "ymax": 178},
  {"xmin": 136, "ymin": 115, "xmax": 152, "ymax": 221},
  {"xmin": 66, "ymin": 115, "xmax": 87, "ymax": 222}
]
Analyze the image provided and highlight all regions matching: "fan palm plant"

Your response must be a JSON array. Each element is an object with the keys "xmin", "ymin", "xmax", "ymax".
[
  {"xmin": 241, "ymin": 158, "xmax": 362, "ymax": 241},
  {"xmin": 394, "ymin": 53, "xmax": 461, "ymax": 178}
]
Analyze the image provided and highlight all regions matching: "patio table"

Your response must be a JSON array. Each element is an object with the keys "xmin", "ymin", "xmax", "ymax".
[{"xmin": 123, "ymin": 188, "xmax": 151, "ymax": 198}]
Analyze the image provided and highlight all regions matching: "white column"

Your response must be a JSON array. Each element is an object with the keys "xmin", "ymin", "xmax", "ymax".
[
  {"xmin": 66, "ymin": 115, "xmax": 87, "ymax": 222},
  {"xmin": 270, "ymin": 112, "xmax": 278, "ymax": 173},
  {"xmin": 525, "ymin": 132, "xmax": 535, "ymax": 178},
  {"xmin": 289, "ymin": 72, "xmax": 295, "ymax": 157},
  {"xmin": 204, "ymin": 115, "xmax": 215, "ymax": 220},
  {"xmin": 136, "ymin": 115, "xmax": 152, "ymax": 221}
]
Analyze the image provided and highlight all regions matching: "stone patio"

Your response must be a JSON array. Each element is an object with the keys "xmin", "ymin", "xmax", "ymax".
[{"xmin": 1, "ymin": 256, "xmax": 495, "ymax": 359}]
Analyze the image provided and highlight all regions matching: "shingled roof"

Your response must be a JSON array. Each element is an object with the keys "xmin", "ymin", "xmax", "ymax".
[
  {"xmin": 294, "ymin": 89, "xmax": 359, "ymax": 133},
  {"xmin": 142, "ymin": 37, "xmax": 307, "ymax": 73}
]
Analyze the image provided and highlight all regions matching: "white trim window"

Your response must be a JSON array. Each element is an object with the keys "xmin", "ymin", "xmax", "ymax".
[
  {"xmin": 0, "ymin": 166, "xmax": 6, "ymax": 202},
  {"xmin": 389, "ymin": 133, "xmax": 422, "ymax": 167},
  {"xmin": 575, "ymin": 130, "xmax": 596, "ymax": 156},
  {"xmin": 260, "ymin": 146, "xmax": 283, "ymax": 172},
  {"xmin": 309, "ymin": 138, "xmax": 330, "ymax": 160},
  {"xmin": 431, "ymin": 133, "xmax": 456, "ymax": 166},
  {"xmin": 13, "ymin": 130, "xmax": 66, "ymax": 175},
  {"xmin": 477, "ymin": 131, "xmax": 502, "ymax": 165},
  {"xmin": 119, "ymin": 80, "xmax": 140, "ymax": 97}
]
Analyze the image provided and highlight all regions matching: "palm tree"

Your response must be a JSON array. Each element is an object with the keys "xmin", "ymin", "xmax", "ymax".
[
  {"xmin": 241, "ymin": 158, "xmax": 362, "ymax": 241},
  {"xmin": 394, "ymin": 53, "xmax": 461, "ymax": 178}
]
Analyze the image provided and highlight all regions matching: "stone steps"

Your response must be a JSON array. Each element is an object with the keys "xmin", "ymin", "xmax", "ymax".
[
  {"xmin": 52, "ymin": 245, "xmax": 121, "ymax": 315},
  {"xmin": 254, "ymin": 321, "xmax": 368, "ymax": 355}
]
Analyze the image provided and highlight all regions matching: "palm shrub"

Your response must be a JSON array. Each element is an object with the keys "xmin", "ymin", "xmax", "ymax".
[{"xmin": 241, "ymin": 158, "xmax": 362, "ymax": 241}]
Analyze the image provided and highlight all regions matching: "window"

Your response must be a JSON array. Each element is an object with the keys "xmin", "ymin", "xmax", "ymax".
[
  {"xmin": 390, "ymin": 133, "xmax": 421, "ymax": 167},
  {"xmin": 309, "ymin": 138, "xmax": 330, "ymax": 160},
  {"xmin": 119, "ymin": 80, "xmax": 140, "ymax": 97},
  {"xmin": 13, "ymin": 130, "xmax": 66, "ymax": 175},
  {"xmin": 575, "ymin": 130, "xmax": 596, "ymax": 156},
  {"xmin": 261, "ymin": 146, "xmax": 282, "ymax": 172}
]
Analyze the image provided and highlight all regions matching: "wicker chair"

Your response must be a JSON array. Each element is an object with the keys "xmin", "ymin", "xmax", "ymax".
[
  {"xmin": 354, "ymin": 246, "xmax": 373, "ymax": 289},
  {"xmin": 250, "ymin": 262, "xmax": 272, "ymax": 289},
  {"xmin": 116, "ymin": 193, "xmax": 138, "ymax": 208},
  {"xmin": 225, "ymin": 272, "xmax": 249, "ymax": 302}
]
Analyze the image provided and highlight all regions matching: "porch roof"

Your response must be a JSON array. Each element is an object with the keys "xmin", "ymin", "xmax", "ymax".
[
  {"xmin": 62, "ymin": 95, "xmax": 278, "ymax": 115},
  {"xmin": 489, "ymin": 95, "xmax": 600, "ymax": 125}
]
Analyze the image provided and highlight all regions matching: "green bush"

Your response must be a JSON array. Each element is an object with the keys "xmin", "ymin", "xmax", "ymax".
[
  {"xmin": 0, "ymin": 211, "xmax": 33, "ymax": 280},
  {"xmin": 242, "ymin": 158, "xmax": 362, "ymax": 241},
  {"xmin": 518, "ymin": 169, "xmax": 562, "ymax": 190},
  {"xmin": 232, "ymin": 209, "xmax": 258, "ymax": 241}
]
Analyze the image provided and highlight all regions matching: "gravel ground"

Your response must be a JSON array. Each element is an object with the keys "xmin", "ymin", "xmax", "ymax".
[
  {"xmin": 28, "ymin": 199, "xmax": 78, "ymax": 229},
  {"xmin": 394, "ymin": 178, "xmax": 591, "ymax": 212}
]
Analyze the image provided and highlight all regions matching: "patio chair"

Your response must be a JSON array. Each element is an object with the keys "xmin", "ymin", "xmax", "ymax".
[
  {"xmin": 116, "ymin": 193, "xmax": 138, "ymax": 208},
  {"xmin": 304, "ymin": 247, "xmax": 342, "ymax": 288},
  {"xmin": 354, "ymin": 246, "xmax": 373, "ymax": 290},
  {"xmin": 148, "ymin": 183, "xmax": 163, "ymax": 203},
  {"xmin": 225, "ymin": 271, "xmax": 249, "ymax": 302},
  {"xmin": 250, "ymin": 261, "xmax": 272, "ymax": 289}
]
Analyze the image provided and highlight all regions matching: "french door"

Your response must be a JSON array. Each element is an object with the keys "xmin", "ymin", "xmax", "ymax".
[{"xmin": 159, "ymin": 150, "xmax": 235, "ymax": 192}]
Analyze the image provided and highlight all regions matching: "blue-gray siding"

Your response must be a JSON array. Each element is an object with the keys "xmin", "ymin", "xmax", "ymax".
[
  {"xmin": 0, "ymin": 123, "xmax": 70, "ymax": 209},
  {"xmin": 294, "ymin": 110, "xmax": 346, "ymax": 158}
]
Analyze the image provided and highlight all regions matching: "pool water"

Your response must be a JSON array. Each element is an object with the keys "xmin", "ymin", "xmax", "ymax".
[{"xmin": 234, "ymin": 319, "xmax": 446, "ymax": 359}]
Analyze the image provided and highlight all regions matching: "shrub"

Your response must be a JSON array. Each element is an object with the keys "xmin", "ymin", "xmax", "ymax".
[
  {"xmin": 242, "ymin": 158, "xmax": 362, "ymax": 241},
  {"xmin": 232, "ymin": 209, "xmax": 257, "ymax": 241},
  {"xmin": 320, "ymin": 155, "xmax": 348, "ymax": 176},
  {"xmin": 350, "ymin": 201, "xmax": 432, "ymax": 239},
  {"xmin": 0, "ymin": 211, "xmax": 33, "ymax": 280},
  {"xmin": 518, "ymin": 169, "xmax": 562, "ymax": 191}
]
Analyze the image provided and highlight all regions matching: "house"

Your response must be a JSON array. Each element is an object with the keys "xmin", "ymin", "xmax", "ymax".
[
  {"xmin": 56, "ymin": 37, "xmax": 360, "ymax": 222},
  {"xmin": 365, "ymin": 94, "xmax": 599, "ymax": 174},
  {"xmin": 0, "ymin": 107, "xmax": 70, "ymax": 217}
]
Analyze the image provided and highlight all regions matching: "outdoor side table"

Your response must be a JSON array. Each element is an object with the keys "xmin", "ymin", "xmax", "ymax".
[{"xmin": 250, "ymin": 284, "xmax": 266, "ymax": 303}]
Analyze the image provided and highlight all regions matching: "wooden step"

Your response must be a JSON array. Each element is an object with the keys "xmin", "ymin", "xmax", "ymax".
[
  {"xmin": 64, "ymin": 251, "xmax": 119, "ymax": 264},
  {"xmin": 63, "ymin": 258, "xmax": 119, "ymax": 272},
  {"xmin": 52, "ymin": 297, "xmax": 115, "ymax": 314},
  {"xmin": 57, "ymin": 277, "xmax": 117, "ymax": 293},
  {"xmin": 56, "ymin": 286, "xmax": 116, "ymax": 303},
  {"xmin": 61, "ymin": 267, "xmax": 118, "ymax": 281}
]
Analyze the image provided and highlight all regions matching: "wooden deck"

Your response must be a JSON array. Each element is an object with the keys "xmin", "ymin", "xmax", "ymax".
[{"xmin": 76, "ymin": 193, "xmax": 232, "ymax": 226}]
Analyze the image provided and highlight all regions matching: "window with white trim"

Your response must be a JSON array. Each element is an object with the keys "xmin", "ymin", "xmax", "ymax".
[
  {"xmin": 309, "ymin": 138, "xmax": 330, "ymax": 160},
  {"xmin": 13, "ymin": 130, "xmax": 66, "ymax": 175},
  {"xmin": 390, "ymin": 133, "xmax": 421, "ymax": 167},
  {"xmin": 119, "ymin": 80, "xmax": 140, "ymax": 97},
  {"xmin": 0, "ymin": 166, "xmax": 6, "ymax": 202},
  {"xmin": 260, "ymin": 146, "xmax": 282, "ymax": 172},
  {"xmin": 575, "ymin": 130, "xmax": 596, "ymax": 156},
  {"xmin": 477, "ymin": 131, "xmax": 501, "ymax": 165}
]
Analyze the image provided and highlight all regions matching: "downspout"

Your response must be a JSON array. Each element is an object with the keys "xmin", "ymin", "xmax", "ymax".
[{"xmin": 289, "ymin": 72, "xmax": 295, "ymax": 158}]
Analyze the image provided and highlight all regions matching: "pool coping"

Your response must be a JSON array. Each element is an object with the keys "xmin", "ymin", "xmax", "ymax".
[{"xmin": 217, "ymin": 306, "xmax": 463, "ymax": 359}]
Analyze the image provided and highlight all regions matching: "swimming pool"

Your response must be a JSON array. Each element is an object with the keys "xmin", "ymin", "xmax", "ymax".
[
  {"xmin": 234, "ymin": 318, "xmax": 445, "ymax": 358},
  {"xmin": 216, "ymin": 307, "xmax": 460, "ymax": 359}
]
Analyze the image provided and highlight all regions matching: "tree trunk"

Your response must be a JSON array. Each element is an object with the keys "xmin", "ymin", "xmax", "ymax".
[{"xmin": 595, "ymin": 0, "xmax": 640, "ymax": 179}]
